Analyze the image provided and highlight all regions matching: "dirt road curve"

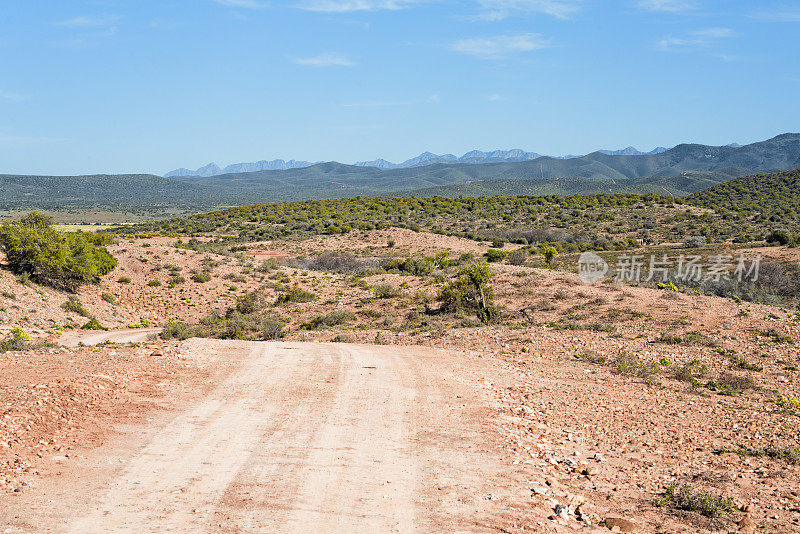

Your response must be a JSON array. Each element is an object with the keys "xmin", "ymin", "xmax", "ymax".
[
  {"xmin": 60, "ymin": 328, "xmax": 162, "ymax": 348},
  {"xmin": 9, "ymin": 339, "xmax": 540, "ymax": 533}
]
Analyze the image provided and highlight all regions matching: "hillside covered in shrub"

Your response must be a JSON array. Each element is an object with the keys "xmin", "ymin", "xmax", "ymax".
[{"xmin": 687, "ymin": 169, "xmax": 800, "ymax": 221}]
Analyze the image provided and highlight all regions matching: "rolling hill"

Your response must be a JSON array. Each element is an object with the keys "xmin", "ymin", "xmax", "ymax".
[
  {"xmin": 0, "ymin": 133, "xmax": 798, "ymax": 210},
  {"xmin": 686, "ymin": 168, "xmax": 800, "ymax": 216}
]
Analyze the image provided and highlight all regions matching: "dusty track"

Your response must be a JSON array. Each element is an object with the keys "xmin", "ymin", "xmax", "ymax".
[
  {"xmin": 60, "ymin": 328, "xmax": 162, "ymax": 348},
  {"xmin": 6, "ymin": 339, "xmax": 541, "ymax": 533}
]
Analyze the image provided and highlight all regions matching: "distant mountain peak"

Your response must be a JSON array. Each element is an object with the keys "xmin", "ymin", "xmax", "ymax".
[
  {"xmin": 164, "ymin": 142, "xmax": 685, "ymax": 178},
  {"xmin": 598, "ymin": 146, "xmax": 669, "ymax": 156}
]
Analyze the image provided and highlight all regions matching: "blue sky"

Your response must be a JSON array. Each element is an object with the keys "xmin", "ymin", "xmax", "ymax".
[{"xmin": 1, "ymin": 0, "xmax": 798, "ymax": 175}]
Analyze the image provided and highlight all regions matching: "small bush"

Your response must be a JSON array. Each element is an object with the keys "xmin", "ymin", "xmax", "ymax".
[
  {"xmin": 168, "ymin": 275, "xmax": 186, "ymax": 287},
  {"xmin": 437, "ymin": 262, "xmax": 497, "ymax": 324},
  {"xmin": 301, "ymin": 311, "xmax": 355, "ymax": 330},
  {"xmin": 483, "ymin": 249, "xmax": 508, "ymax": 263},
  {"xmin": 705, "ymin": 372, "xmax": 755, "ymax": 396},
  {"xmin": 766, "ymin": 229, "xmax": 791, "ymax": 246},
  {"xmin": 760, "ymin": 328, "xmax": 794, "ymax": 344},
  {"xmin": 673, "ymin": 360, "xmax": 708, "ymax": 382},
  {"xmin": 101, "ymin": 292, "xmax": 117, "ymax": 304},
  {"xmin": 260, "ymin": 316, "xmax": 286, "ymax": 340},
  {"xmin": 574, "ymin": 351, "xmax": 606, "ymax": 364},
  {"xmin": 0, "ymin": 328, "xmax": 31, "ymax": 352},
  {"xmin": 506, "ymin": 248, "xmax": 528, "ymax": 266},
  {"xmin": 382, "ymin": 257, "xmax": 433, "ymax": 276},
  {"xmin": 147, "ymin": 279, "xmax": 162, "ymax": 287},
  {"xmin": 62, "ymin": 296, "xmax": 91, "ymax": 317},
  {"xmin": 303, "ymin": 252, "xmax": 372, "ymax": 273},
  {"xmin": 160, "ymin": 320, "xmax": 195, "ymax": 340},
  {"xmin": 275, "ymin": 286, "xmax": 316, "ymax": 305},
  {"xmin": 117, "ymin": 276, "xmax": 131, "ymax": 284},
  {"xmin": 774, "ymin": 395, "xmax": 800, "ymax": 412},
  {"xmin": 331, "ymin": 334, "xmax": 353, "ymax": 343},
  {"xmin": 81, "ymin": 317, "xmax": 107, "ymax": 331},
  {"xmin": 372, "ymin": 284, "xmax": 399, "ymax": 299},
  {"xmin": 683, "ymin": 236, "xmax": 707, "ymax": 248},
  {"xmin": 612, "ymin": 351, "xmax": 659, "ymax": 382},
  {"xmin": 657, "ymin": 485, "xmax": 735, "ymax": 518},
  {"xmin": 191, "ymin": 270, "xmax": 212, "ymax": 283}
]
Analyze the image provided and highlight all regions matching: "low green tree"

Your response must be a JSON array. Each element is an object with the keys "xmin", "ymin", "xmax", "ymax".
[
  {"xmin": 437, "ymin": 262, "xmax": 497, "ymax": 324},
  {"xmin": 0, "ymin": 212, "xmax": 116, "ymax": 291}
]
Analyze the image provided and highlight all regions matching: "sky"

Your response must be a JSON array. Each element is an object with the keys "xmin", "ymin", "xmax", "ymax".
[{"xmin": 0, "ymin": 0, "xmax": 799, "ymax": 176}]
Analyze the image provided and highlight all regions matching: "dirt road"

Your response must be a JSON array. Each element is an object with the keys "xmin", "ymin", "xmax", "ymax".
[
  {"xmin": 6, "ymin": 339, "xmax": 544, "ymax": 533},
  {"xmin": 60, "ymin": 328, "xmax": 162, "ymax": 348}
]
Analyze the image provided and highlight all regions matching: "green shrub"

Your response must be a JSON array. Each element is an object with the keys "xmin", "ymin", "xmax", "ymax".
[
  {"xmin": 760, "ymin": 328, "xmax": 794, "ymax": 344},
  {"xmin": 260, "ymin": 316, "xmax": 286, "ymax": 340},
  {"xmin": 672, "ymin": 360, "xmax": 708, "ymax": 383},
  {"xmin": 540, "ymin": 245, "xmax": 558, "ymax": 266},
  {"xmin": 483, "ymin": 249, "xmax": 508, "ymax": 262},
  {"xmin": 766, "ymin": 229, "xmax": 791, "ymax": 246},
  {"xmin": 101, "ymin": 292, "xmax": 117, "ymax": 304},
  {"xmin": 301, "ymin": 311, "xmax": 355, "ymax": 330},
  {"xmin": 191, "ymin": 270, "xmax": 212, "ymax": 283},
  {"xmin": 168, "ymin": 274, "xmax": 185, "ymax": 287},
  {"xmin": 612, "ymin": 351, "xmax": 659, "ymax": 382},
  {"xmin": 0, "ymin": 212, "xmax": 116, "ymax": 291},
  {"xmin": 275, "ymin": 286, "xmax": 316, "ymax": 305},
  {"xmin": 437, "ymin": 262, "xmax": 497, "ymax": 324},
  {"xmin": 382, "ymin": 257, "xmax": 433, "ymax": 276},
  {"xmin": 331, "ymin": 334, "xmax": 353, "ymax": 343},
  {"xmin": 127, "ymin": 318, "xmax": 152, "ymax": 328},
  {"xmin": 62, "ymin": 296, "xmax": 91, "ymax": 317},
  {"xmin": 704, "ymin": 372, "xmax": 755, "ymax": 396},
  {"xmin": 81, "ymin": 317, "xmax": 107, "ymax": 330},
  {"xmin": 372, "ymin": 284, "xmax": 400, "ymax": 299},
  {"xmin": 656, "ymin": 485, "xmax": 735, "ymax": 518},
  {"xmin": 574, "ymin": 351, "xmax": 606, "ymax": 364},
  {"xmin": 117, "ymin": 276, "xmax": 131, "ymax": 284},
  {"xmin": 147, "ymin": 279, "xmax": 162, "ymax": 287},
  {"xmin": 0, "ymin": 328, "xmax": 31, "ymax": 352},
  {"xmin": 160, "ymin": 320, "xmax": 195, "ymax": 340}
]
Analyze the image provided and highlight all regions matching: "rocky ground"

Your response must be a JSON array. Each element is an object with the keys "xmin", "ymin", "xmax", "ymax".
[{"xmin": 0, "ymin": 228, "xmax": 798, "ymax": 532}]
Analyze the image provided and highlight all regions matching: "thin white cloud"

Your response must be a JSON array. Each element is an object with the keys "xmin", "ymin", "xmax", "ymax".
[
  {"xmin": 214, "ymin": 0, "xmax": 268, "ymax": 8},
  {"xmin": 636, "ymin": 0, "xmax": 699, "ymax": 12},
  {"xmin": 55, "ymin": 15, "xmax": 119, "ymax": 27},
  {"xmin": 657, "ymin": 27, "xmax": 736, "ymax": 51},
  {"xmin": 293, "ymin": 53, "xmax": 356, "ymax": 66},
  {"xmin": 297, "ymin": 0, "xmax": 415, "ymax": 12},
  {"xmin": 488, "ymin": 94, "xmax": 503, "ymax": 101},
  {"xmin": 750, "ymin": 5, "xmax": 800, "ymax": 22},
  {"xmin": 0, "ymin": 90, "xmax": 28, "ymax": 102},
  {"xmin": 693, "ymin": 27, "xmax": 735, "ymax": 38},
  {"xmin": 477, "ymin": 0, "xmax": 584, "ymax": 20},
  {"xmin": 450, "ymin": 33, "xmax": 550, "ymax": 59}
]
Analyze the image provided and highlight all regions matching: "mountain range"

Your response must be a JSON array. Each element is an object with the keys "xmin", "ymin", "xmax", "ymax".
[
  {"xmin": 2, "ymin": 134, "xmax": 797, "ymax": 210},
  {"xmin": 164, "ymin": 145, "xmax": 678, "ymax": 177},
  {"xmin": 164, "ymin": 159, "xmax": 316, "ymax": 178}
]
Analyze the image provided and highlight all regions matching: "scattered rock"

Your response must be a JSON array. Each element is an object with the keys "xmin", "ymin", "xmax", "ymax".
[
  {"xmin": 578, "ymin": 462, "xmax": 599, "ymax": 477},
  {"xmin": 738, "ymin": 515, "xmax": 757, "ymax": 533},
  {"xmin": 602, "ymin": 517, "xmax": 637, "ymax": 532}
]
